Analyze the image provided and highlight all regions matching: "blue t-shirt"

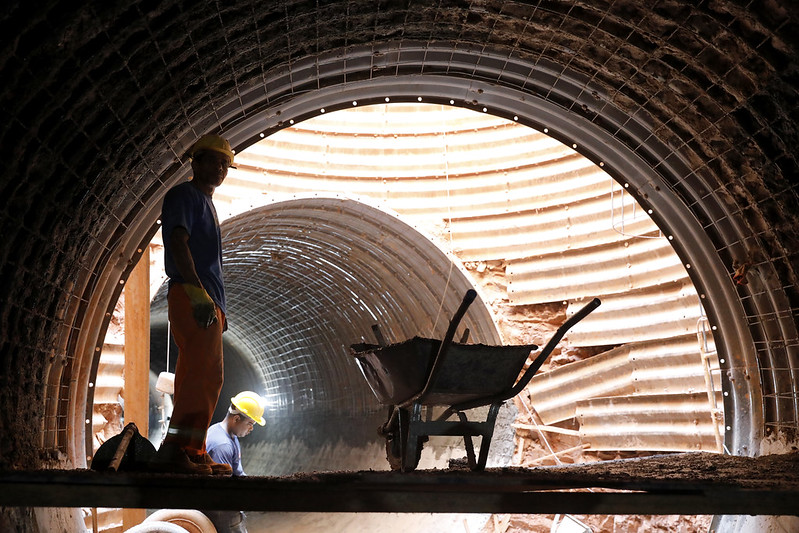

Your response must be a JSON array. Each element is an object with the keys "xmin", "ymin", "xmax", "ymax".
[
  {"xmin": 161, "ymin": 181, "xmax": 226, "ymax": 315},
  {"xmin": 206, "ymin": 421, "xmax": 245, "ymax": 476}
]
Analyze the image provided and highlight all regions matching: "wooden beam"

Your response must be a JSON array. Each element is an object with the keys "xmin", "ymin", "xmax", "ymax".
[
  {"xmin": 0, "ymin": 468, "xmax": 796, "ymax": 516},
  {"xmin": 123, "ymin": 245, "xmax": 150, "ymax": 529},
  {"xmin": 511, "ymin": 423, "xmax": 580, "ymax": 437}
]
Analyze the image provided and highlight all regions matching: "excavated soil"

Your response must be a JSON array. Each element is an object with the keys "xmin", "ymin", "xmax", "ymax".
[
  {"xmin": 474, "ymin": 451, "xmax": 799, "ymax": 533},
  {"xmin": 489, "ymin": 450, "xmax": 799, "ymax": 489}
]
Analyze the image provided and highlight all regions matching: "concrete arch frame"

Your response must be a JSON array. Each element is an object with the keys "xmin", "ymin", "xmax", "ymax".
[
  {"xmin": 68, "ymin": 39, "xmax": 795, "ymax": 470},
  {"xmin": 3, "ymin": 3, "xmax": 798, "ymax": 529}
]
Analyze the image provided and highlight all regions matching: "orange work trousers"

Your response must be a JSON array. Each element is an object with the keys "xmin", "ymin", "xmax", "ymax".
[{"xmin": 164, "ymin": 284, "xmax": 225, "ymax": 455}]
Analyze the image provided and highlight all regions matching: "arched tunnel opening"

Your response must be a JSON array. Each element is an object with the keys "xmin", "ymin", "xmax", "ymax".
[
  {"xmin": 100, "ymin": 101, "xmax": 737, "ymax": 531},
  {"xmin": 2, "ymin": 3, "xmax": 799, "ymax": 532},
  {"xmin": 32, "ymin": 61, "xmax": 799, "ymax": 533},
  {"xmin": 135, "ymin": 102, "xmax": 733, "ymax": 472}
]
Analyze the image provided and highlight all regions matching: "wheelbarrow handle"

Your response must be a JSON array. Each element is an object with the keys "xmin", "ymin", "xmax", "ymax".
[
  {"xmin": 445, "ymin": 297, "xmax": 601, "ymax": 415},
  {"xmin": 567, "ymin": 297, "xmax": 601, "ymax": 327},
  {"xmin": 446, "ymin": 289, "xmax": 477, "ymax": 341},
  {"xmin": 400, "ymin": 289, "xmax": 477, "ymax": 408},
  {"xmin": 508, "ymin": 297, "xmax": 601, "ymax": 395}
]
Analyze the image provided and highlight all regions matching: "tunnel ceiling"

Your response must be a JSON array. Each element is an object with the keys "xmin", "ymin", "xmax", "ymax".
[{"xmin": 0, "ymin": 1, "xmax": 798, "ymax": 471}]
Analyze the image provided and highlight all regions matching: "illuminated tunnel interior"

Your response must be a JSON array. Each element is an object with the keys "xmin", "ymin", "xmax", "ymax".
[
  {"xmin": 149, "ymin": 195, "xmax": 507, "ymax": 475},
  {"xmin": 139, "ymin": 103, "xmax": 735, "ymax": 484}
]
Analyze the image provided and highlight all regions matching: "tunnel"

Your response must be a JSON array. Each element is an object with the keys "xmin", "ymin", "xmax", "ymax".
[
  {"xmin": 149, "ymin": 194, "xmax": 509, "ymax": 476},
  {"xmin": 1, "ymin": 2, "xmax": 798, "ymax": 532}
]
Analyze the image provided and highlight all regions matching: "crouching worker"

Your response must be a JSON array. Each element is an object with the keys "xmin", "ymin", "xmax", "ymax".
[{"xmin": 204, "ymin": 391, "xmax": 266, "ymax": 532}]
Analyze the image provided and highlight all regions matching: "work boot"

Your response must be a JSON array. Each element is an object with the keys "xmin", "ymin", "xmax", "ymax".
[
  {"xmin": 190, "ymin": 452, "xmax": 233, "ymax": 476},
  {"xmin": 149, "ymin": 442, "xmax": 213, "ymax": 475}
]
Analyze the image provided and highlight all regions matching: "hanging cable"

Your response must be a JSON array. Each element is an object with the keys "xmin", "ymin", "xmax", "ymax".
[
  {"xmin": 166, "ymin": 320, "xmax": 170, "ymax": 372},
  {"xmin": 430, "ymin": 108, "xmax": 456, "ymax": 336}
]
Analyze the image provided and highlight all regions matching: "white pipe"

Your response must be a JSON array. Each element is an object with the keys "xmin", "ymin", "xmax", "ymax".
[
  {"xmin": 124, "ymin": 521, "xmax": 187, "ymax": 533},
  {"xmin": 139, "ymin": 509, "xmax": 217, "ymax": 533}
]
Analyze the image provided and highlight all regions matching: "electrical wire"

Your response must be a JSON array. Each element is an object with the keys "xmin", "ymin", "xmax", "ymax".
[{"xmin": 431, "ymin": 112, "xmax": 455, "ymax": 336}]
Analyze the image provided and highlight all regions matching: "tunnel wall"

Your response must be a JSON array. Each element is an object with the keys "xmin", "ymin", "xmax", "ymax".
[{"xmin": 0, "ymin": 0, "xmax": 797, "ymax": 482}]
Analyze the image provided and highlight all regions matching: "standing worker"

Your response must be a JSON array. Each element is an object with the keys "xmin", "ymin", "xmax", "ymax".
[
  {"xmin": 151, "ymin": 134, "xmax": 235, "ymax": 476},
  {"xmin": 204, "ymin": 391, "xmax": 266, "ymax": 532}
]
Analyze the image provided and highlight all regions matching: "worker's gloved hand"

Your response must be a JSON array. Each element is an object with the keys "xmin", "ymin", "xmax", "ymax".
[{"xmin": 182, "ymin": 283, "xmax": 217, "ymax": 328}]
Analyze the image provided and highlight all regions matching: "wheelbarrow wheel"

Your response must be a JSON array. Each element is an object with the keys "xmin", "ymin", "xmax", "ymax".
[
  {"xmin": 400, "ymin": 436, "xmax": 425, "ymax": 472},
  {"xmin": 384, "ymin": 407, "xmax": 424, "ymax": 471},
  {"xmin": 384, "ymin": 407, "xmax": 407, "ymax": 471},
  {"xmin": 386, "ymin": 433, "xmax": 403, "ymax": 470}
]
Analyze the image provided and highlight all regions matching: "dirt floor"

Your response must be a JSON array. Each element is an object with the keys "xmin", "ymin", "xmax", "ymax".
[
  {"xmin": 4, "ymin": 449, "xmax": 797, "ymax": 532},
  {"xmin": 485, "ymin": 450, "xmax": 799, "ymax": 488},
  {"xmin": 246, "ymin": 451, "xmax": 799, "ymax": 533},
  {"xmin": 476, "ymin": 451, "xmax": 799, "ymax": 533}
]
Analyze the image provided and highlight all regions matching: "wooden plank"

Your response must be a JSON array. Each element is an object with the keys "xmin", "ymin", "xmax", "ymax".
[
  {"xmin": 0, "ymin": 452, "xmax": 797, "ymax": 516},
  {"xmin": 123, "ymin": 245, "xmax": 150, "ymax": 529}
]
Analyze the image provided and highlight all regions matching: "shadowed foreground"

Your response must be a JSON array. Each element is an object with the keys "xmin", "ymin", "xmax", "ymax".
[{"xmin": 0, "ymin": 453, "xmax": 796, "ymax": 515}]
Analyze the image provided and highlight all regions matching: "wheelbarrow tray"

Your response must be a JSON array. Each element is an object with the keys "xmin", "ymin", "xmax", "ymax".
[{"xmin": 352, "ymin": 337, "xmax": 537, "ymax": 407}]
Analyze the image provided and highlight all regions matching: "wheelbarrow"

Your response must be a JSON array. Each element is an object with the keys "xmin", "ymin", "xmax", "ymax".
[{"xmin": 351, "ymin": 290, "xmax": 601, "ymax": 472}]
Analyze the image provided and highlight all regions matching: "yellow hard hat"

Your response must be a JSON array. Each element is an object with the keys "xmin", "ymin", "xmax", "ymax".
[
  {"xmin": 189, "ymin": 134, "xmax": 235, "ymax": 166},
  {"xmin": 230, "ymin": 391, "xmax": 265, "ymax": 426}
]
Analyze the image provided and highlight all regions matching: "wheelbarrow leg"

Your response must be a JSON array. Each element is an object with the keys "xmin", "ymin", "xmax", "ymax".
[
  {"xmin": 384, "ymin": 406, "xmax": 407, "ymax": 471},
  {"xmin": 456, "ymin": 412, "xmax": 478, "ymax": 469},
  {"xmin": 475, "ymin": 403, "xmax": 501, "ymax": 471},
  {"xmin": 454, "ymin": 402, "xmax": 499, "ymax": 471}
]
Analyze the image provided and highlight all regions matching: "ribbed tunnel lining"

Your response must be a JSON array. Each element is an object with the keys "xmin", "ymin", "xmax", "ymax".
[{"xmin": 155, "ymin": 196, "xmax": 500, "ymax": 419}]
